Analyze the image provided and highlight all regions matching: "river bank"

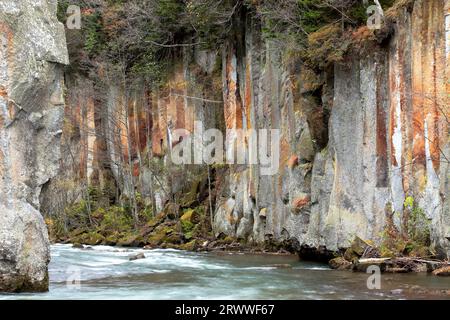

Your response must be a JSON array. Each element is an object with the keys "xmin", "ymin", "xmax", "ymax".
[
  {"xmin": 48, "ymin": 203, "xmax": 450, "ymax": 280},
  {"xmin": 47, "ymin": 203, "xmax": 300, "ymax": 254}
]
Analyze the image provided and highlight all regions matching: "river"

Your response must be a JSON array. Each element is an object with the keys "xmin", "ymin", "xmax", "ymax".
[{"xmin": 1, "ymin": 244, "xmax": 449, "ymax": 299}]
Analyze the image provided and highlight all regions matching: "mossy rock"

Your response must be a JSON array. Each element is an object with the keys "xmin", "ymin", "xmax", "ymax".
[
  {"xmin": 146, "ymin": 234, "xmax": 164, "ymax": 246},
  {"xmin": 146, "ymin": 225, "xmax": 175, "ymax": 246},
  {"xmin": 344, "ymin": 237, "xmax": 373, "ymax": 261},
  {"xmin": 180, "ymin": 209, "xmax": 201, "ymax": 224},
  {"xmin": 147, "ymin": 217, "xmax": 162, "ymax": 228},
  {"xmin": 104, "ymin": 234, "xmax": 120, "ymax": 246},
  {"xmin": 83, "ymin": 232, "xmax": 105, "ymax": 246},
  {"xmin": 216, "ymin": 236, "xmax": 235, "ymax": 245},
  {"xmin": 161, "ymin": 225, "xmax": 175, "ymax": 235},
  {"xmin": 350, "ymin": 236, "xmax": 373, "ymax": 256},
  {"xmin": 117, "ymin": 233, "xmax": 145, "ymax": 247},
  {"xmin": 164, "ymin": 232, "xmax": 184, "ymax": 245},
  {"xmin": 180, "ymin": 240, "xmax": 197, "ymax": 251},
  {"xmin": 343, "ymin": 248, "xmax": 359, "ymax": 262},
  {"xmin": 329, "ymin": 257, "xmax": 352, "ymax": 270}
]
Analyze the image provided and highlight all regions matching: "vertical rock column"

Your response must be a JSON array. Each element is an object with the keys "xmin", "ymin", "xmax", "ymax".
[
  {"xmin": 441, "ymin": 0, "xmax": 450, "ymax": 258},
  {"xmin": 0, "ymin": 0, "xmax": 68, "ymax": 292}
]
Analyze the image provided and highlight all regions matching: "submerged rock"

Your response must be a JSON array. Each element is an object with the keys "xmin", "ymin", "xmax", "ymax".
[{"xmin": 129, "ymin": 253, "xmax": 146, "ymax": 261}]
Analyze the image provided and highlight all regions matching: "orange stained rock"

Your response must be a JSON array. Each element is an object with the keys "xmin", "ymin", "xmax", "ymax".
[
  {"xmin": 224, "ymin": 48, "xmax": 243, "ymax": 130},
  {"xmin": 292, "ymin": 196, "xmax": 311, "ymax": 211},
  {"xmin": 245, "ymin": 60, "xmax": 252, "ymax": 130},
  {"xmin": 0, "ymin": 86, "xmax": 7, "ymax": 98},
  {"xmin": 287, "ymin": 155, "xmax": 299, "ymax": 169}
]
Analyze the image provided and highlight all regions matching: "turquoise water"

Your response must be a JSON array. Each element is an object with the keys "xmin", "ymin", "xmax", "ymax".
[{"xmin": 1, "ymin": 244, "xmax": 449, "ymax": 300}]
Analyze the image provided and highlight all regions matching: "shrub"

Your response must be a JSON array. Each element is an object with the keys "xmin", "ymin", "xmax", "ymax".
[
  {"xmin": 404, "ymin": 196, "xmax": 431, "ymax": 247},
  {"xmin": 100, "ymin": 206, "xmax": 133, "ymax": 233}
]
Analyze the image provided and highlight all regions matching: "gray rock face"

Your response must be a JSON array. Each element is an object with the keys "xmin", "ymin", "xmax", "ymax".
[
  {"xmin": 213, "ymin": 0, "xmax": 449, "ymax": 258},
  {"xmin": 0, "ymin": 0, "xmax": 68, "ymax": 291},
  {"xmin": 36, "ymin": 0, "xmax": 448, "ymax": 264}
]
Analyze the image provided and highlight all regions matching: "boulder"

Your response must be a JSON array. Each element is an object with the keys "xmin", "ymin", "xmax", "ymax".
[
  {"xmin": 344, "ymin": 237, "xmax": 374, "ymax": 261},
  {"xmin": 432, "ymin": 266, "xmax": 450, "ymax": 276},
  {"xmin": 129, "ymin": 253, "xmax": 146, "ymax": 261},
  {"xmin": 329, "ymin": 257, "xmax": 352, "ymax": 270},
  {"xmin": 117, "ymin": 234, "xmax": 145, "ymax": 247},
  {"xmin": 180, "ymin": 240, "xmax": 197, "ymax": 251},
  {"xmin": 350, "ymin": 237, "xmax": 373, "ymax": 256},
  {"xmin": 0, "ymin": 204, "xmax": 51, "ymax": 292}
]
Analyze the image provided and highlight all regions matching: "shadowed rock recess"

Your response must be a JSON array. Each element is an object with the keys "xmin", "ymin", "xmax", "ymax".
[
  {"xmin": 0, "ymin": 0, "xmax": 68, "ymax": 292},
  {"xmin": 1, "ymin": 0, "xmax": 449, "ymax": 292}
]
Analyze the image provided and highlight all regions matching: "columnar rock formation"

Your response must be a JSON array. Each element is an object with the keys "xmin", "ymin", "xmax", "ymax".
[
  {"xmin": 43, "ymin": 0, "xmax": 449, "ymax": 260},
  {"xmin": 212, "ymin": 0, "xmax": 449, "ymax": 256},
  {"xmin": 0, "ymin": 0, "xmax": 68, "ymax": 291}
]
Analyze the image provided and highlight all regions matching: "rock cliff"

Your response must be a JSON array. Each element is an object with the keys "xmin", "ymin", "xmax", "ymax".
[
  {"xmin": 43, "ymin": 0, "xmax": 449, "ymax": 260},
  {"xmin": 0, "ymin": 0, "xmax": 68, "ymax": 291},
  {"xmin": 212, "ymin": 0, "xmax": 449, "ymax": 257}
]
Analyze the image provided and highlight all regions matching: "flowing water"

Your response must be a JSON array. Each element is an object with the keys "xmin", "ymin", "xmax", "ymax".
[{"xmin": 1, "ymin": 244, "xmax": 449, "ymax": 300}]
